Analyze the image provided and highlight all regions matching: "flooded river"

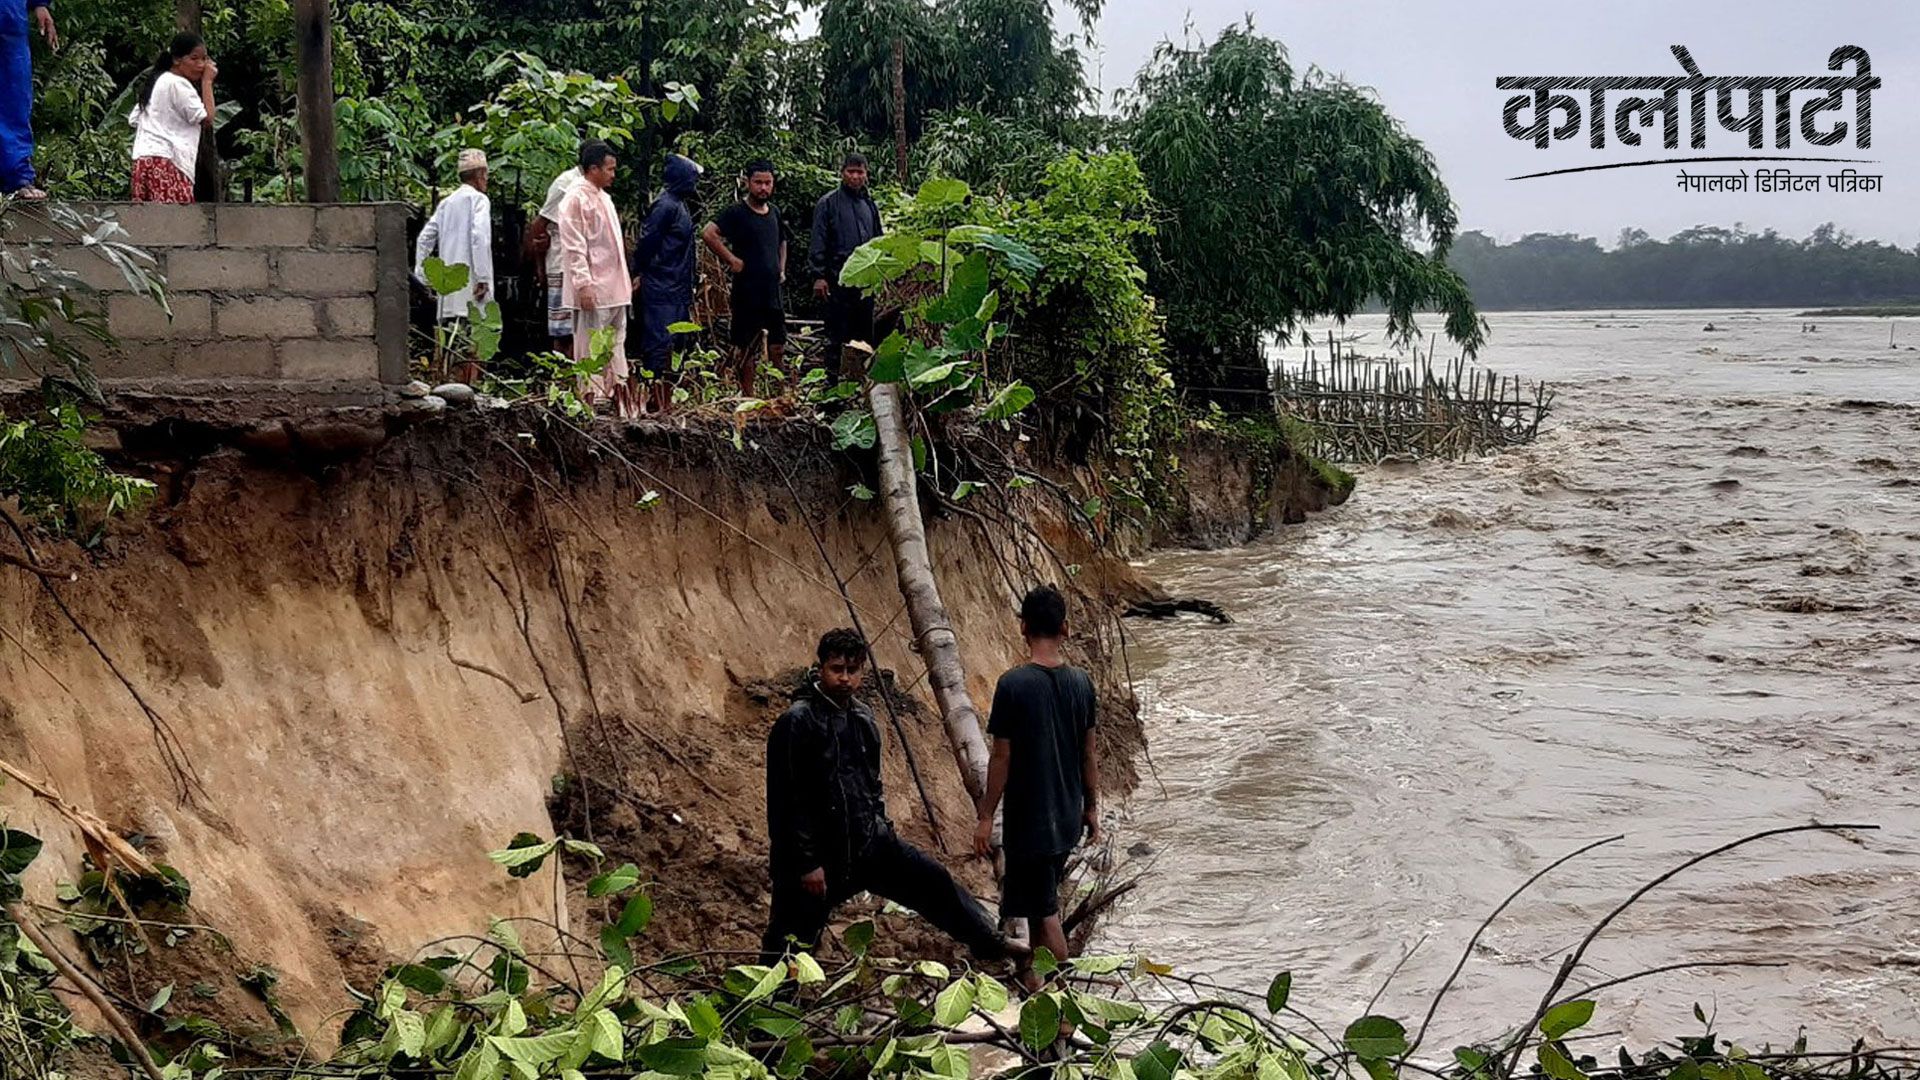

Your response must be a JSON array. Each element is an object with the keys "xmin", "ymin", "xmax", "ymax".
[{"xmin": 1105, "ymin": 310, "xmax": 1920, "ymax": 1050}]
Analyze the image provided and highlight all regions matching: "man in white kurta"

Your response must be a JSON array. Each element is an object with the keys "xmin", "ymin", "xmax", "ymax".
[{"xmin": 414, "ymin": 148, "xmax": 496, "ymax": 323}]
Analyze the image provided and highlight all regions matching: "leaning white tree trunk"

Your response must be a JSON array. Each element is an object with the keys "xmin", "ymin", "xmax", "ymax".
[{"xmin": 868, "ymin": 382, "xmax": 991, "ymax": 802}]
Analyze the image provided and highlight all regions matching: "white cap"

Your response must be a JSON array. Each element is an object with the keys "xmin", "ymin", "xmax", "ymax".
[{"xmin": 457, "ymin": 148, "xmax": 488, "ymax": 173}]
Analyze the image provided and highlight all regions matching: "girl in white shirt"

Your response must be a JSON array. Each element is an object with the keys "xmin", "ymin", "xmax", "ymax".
[{"xmin": 129, "ymin": 33, "xmax": 217, "ymax": 204}]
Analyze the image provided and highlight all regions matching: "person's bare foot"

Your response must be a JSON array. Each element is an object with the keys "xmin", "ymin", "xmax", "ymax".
[{"xmin": 13, "ymin": 186, "xmax": 47, "ymax": 201}]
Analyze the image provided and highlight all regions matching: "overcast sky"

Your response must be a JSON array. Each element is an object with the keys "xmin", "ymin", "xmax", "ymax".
[{"xmin": 1080, "ymin": 0, "xmax": 1919, "ymax": 246}]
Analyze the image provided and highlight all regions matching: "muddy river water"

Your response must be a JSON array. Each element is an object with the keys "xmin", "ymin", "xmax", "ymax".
[{"xmin": 1104, "ymin": 310, "xmax": 1919, "ymax": 1050}]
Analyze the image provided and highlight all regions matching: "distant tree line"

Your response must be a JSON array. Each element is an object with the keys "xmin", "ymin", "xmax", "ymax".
[{"xmin": 1447, "ymin": 224, "xmax": 1920, "ymax": 310}]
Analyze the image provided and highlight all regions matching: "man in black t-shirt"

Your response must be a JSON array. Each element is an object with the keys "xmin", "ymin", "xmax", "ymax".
[
  {"xmin": 973, "ymin": 585, "xmax": 1102, "ymax": 984},
  {"xmin": 701, "ymin": 160, "xmax": 790, "ymax": 395}
]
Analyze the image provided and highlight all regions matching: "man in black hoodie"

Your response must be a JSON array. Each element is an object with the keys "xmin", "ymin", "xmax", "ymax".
[
  {"xmin": 761, "ymin": 628, "xmax": 1007, "ymax": 964},
  {"xmin": 633, "ymin": 152, "xmax": 703, "ymax": 415},
  {"xmin": 807, "ymin": 153, "xmax": 884, "ymax": 380}
]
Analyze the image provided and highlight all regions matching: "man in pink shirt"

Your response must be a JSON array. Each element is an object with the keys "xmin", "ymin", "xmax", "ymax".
[{"xmin": 557, "ymin": 139, "xmax": 637, "ymax": 417}]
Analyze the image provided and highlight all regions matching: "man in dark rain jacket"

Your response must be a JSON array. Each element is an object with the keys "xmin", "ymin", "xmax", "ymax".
[
  {"xmin": 632, "ymin": 152, "xmax": 702, "ymax": 414},
  {"xmin": 760, "ymin": 628, "xmax": 1009, "ymax": 964},
  {"xmin": 807, "ymin": 152, "xmax": 883, "ymax": 380}
]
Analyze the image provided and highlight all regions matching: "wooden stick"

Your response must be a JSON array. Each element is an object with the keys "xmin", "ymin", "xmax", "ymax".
[{"xmin": 5, "ymin": 902, "xmax": 167, "ymax": 1080}]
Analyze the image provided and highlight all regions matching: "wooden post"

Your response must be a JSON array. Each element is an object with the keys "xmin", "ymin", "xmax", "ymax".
[
  {"xmin": 293, "ymin": 0, "xmax": 340, "ymax": 202},
  {"xmin": 890, "ymin": 36, "xmax": 909, "ymax": 186}
]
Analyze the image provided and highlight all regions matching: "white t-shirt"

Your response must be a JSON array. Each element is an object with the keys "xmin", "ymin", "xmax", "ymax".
[
  {"xmin": 130, "ymin": 72, "xmax": 208, "ymax": 179},
  {"xmin": 539, "ymin": 167, "xmax": 584, "ymax": 280}
]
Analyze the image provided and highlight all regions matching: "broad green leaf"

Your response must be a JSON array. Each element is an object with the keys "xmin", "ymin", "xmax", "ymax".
[
  {"xmin": 424, "ymin": 1005, "xmax": 461, "ymax": 1054},
  {"xmin": 867, "ymin": 331, "xmax": 910, "ymax": 383},
  {"xmin": 667, "ymin": 320, "xmax": 703, "ymax": 334},
  {"xmin": 1266, "ymin": 971, "xmax": 1292, "ymax": 1014},
  {"xmin": 971, "ymin": 232, "xmax": 1043, "ymax": 276},
  {"xmin": 974, "ymin": 973, "xmax": 1009, "ymax": 1013},
  {"xmin": 778, "ymin": 1034, "xmax": 814, "ymax": 1079},
  {"xmin": 746, "ymin": 962, "xmax": 786, "ymax": 1001},
  {"xmin": 908, "ymin": 361, "xmax": 960, "ymax": 389},
  {"xmin": 560, "ymin": 839, "xmax": 603, "ymax": 859},
  {"xmin": 489, "ymin": 1032, "xmax": 575, "ymax": 1065},
  {"xmin": 579, "ymin": 965, "xmax": 627, "ymax": 1016},
  {"xmin": 452, "ymin": 1039, "xmax": 501, "ymax": 1080},
  {"xmin": 598, "ymin": 924, "xmax": 634, "ymax": 970},
  {"xmin": 1032, "ymin": 947, "xmax": 1059, "ymax": 977},
  {"xmin": 147, "ymin": 983, "xmax": 175, "ymax": 1014},
  {"xmin": 933, "ymin": 978, "xmax": 976, "ymax": 1026},
  {"xmin": 1455, "ymin": 1047, "xmax": 1490, "ymax": 1073},
  {"xmin": 586, "ymin": 863, "xmax": 640, "ymax": 898},
  {"xmin": 982, "ymin": 381, "xmax": 1035, "ymax": 421},
  {"xmin": 792, "ymin": 953, "xmax": 826, "ymax": 985},
  {"xmin": 844, "ymin": 920, "xmax": 875, "ymax": 956},
  {"xmin": 975, "ymin": 289, "xmax": 1000, "ymax": 323},
  {"xmin": 1539, "ymin": 1042, "xmax": 1588, "ymax": 1080},
  {"xmin": 423, "ymin": 257, "xmax": 471, "ymax": 297},
  {"xmin": 1019, "ymin": 993, "xmax": 1060, "ymax": 1051},
  {"xmin": 637, "ymin": 1038, "xmax": 710, "ymax": 1076},
  {"xmin": 683, "ymin": 995, "xmax": 723, "ymax": 1041},
  {"xmin": 872, "ymin": 1037, "xmax": 898, "ymax": 1071},
  {"xmin": 584, "ymin": 1009, "xmax": 622, "ymax": 1061},
  {"xmin": 390, "ymin": 1011, "xmax": 426, "ymax": 1059},
  {"xmin": 951, "ymin": 481, "xmax": 978, "ymax": 502},
  {"xmin": 830, "ymin": 410, "xmax": 877, "ymax": 452},
  {"xmin": 1133, "ymin": 1041, "xmax": 1182, "ymax": 1080},
  {"xmin": 614, "ymin": 893, "xmax": 653, "ymax": 937},
  {"xmin": 849, "ymin": 483, "xmax": 876, "ymax": 501},
  {"xmin": 929, "ymin": 1044, "xmax": 970, "ymax": 1080},
  {"xmin": 911, "ymin": 436, "xmax": 928, "ymax": 472},
  {"xmin": 912, "ymin": 960, "xmax": 950, "ymax": 980},
  {"xmin": 1541, "ymin": 999, "xmax": 1596, "ymax": 1040},
  {"xmin": 487, "ymin": 835, "xmax": 556, "ymax": 878},
  {"xmin": 499, "ymin": 999, "xmax": 527, "ymax": 1037},
  {"xmin": 915, "ymin": 177, "xmax": 971, "ymax": 210},
  {"xmin": 394, "ymin": 964, "xmax": 447, "ymax": 996},
  {"xmin": 946, "ymin": 224, "xmax": 992, "ymax": 244},
  {"xmin": 0, "ymin": 829, "xmax": 42, "ymax": 877},
  {"xmin": 1081, "ymin": 497, "xmax": 1105, "ymax": 520},
  {"xmin": 1343, "ymin": 1015, "xmax": 1409, "ymax": 1061}
]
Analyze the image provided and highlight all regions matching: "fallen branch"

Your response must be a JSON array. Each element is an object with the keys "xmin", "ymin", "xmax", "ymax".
[
  {"xmin": 4, "ymin": 902, "xmax": 166, "ymax": 1080},
  {"xmin": 1123, "ymin": 597, "xmax": 1232, "ymax": 623}
]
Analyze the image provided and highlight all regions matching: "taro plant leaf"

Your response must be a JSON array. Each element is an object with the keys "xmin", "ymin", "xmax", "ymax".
[
  {"xmin": 637, "ymin": 1037, "xmax": 710, "ymax": 1076},
  {"xmin": 830, "ymin": 410, "xmax": 877, "ymax": 451},
  {"xmin": 982, "ymin": 381, "xmax": 1035, "ymax": 421},
  {"xmin": 970, "ymin": 232, "xmax": 1043, "ymax": 277},
  {"xmin": 488, "ymin": 833, "xmax": 555, "ymax": 878},
  {"xmin": 1344, "ymin": 1015, "xmax": 1409, "ymax": 1061},
  {"xmin": 867, "ymin": 331, "xmax": 910, "ymax": 383},
  {"xmin": 915, "ymin": 177, "xmax": 971, "ymax": 210},
  {"xmin": 470, "ymin": 301, "xmax": 503, "ymax": 362},
  {"xmin": 422, "ymin": 257, "xmax": 470, "ymax": 297},
  {"xmin": 1134, "ymin": 1040, "xmax": 1183, "ymax": 1080},
  {"xmin": 586, "ymin": 863, "xmax": 640, "ymax": 898},
  {"xmin": 1539, "ymin": 1042, "xmax": 1590, "ymax": 1080},
  {"xmin": 1266, "ymin": 971, "xmax": 1292, "ymax": 1014},
  {"xmin": 1019, "ymin": 992, "xmax": 1061, "ymax": 1052},
  {"xmin": 1541, "ymin": 999, "xmax": 1596, "ymax": 1040},
  {"xmin": 0, "ymin": 829, "xmax": 42, "ymax": 876}
]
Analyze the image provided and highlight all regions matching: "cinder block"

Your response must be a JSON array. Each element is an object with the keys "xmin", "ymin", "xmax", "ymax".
[
  {"xmin": 216, "ymin": 205, "xmax": 316, "ymax": 247},
  {"xmin": 110, "ymin": 203, "xmax": 215, "ymax": 246},
  {"xmin": 279, "ymin": 338, "xmax": 379, "ymax": 380},
  {"xmin": 172, "ymin": 339, "xmax": 278, "ymax": 377},
  {"xmin": 109, "ymin": 293, "xmax": 211, "ymax": 339},
  {"xmin": 321, "ymin": 297, "xmax": 376, "ymax": 337},
  {"xmin": 316, "ymin": 206, "xmax": 377, "ymax": 248},
  {"xmin": 216, "ymin": 296, "xmax": 319, "ymax": 338},
  {"xmin": 165, "ymin": 250, "xmax": 270, "ymax": 292},
  {"xmin": 89, "ymin": 345, "xmax": 176, "ymax": 379},
  {"xmin": 275, "ymin": 250, "xmax": 376, "ymax": 295}
]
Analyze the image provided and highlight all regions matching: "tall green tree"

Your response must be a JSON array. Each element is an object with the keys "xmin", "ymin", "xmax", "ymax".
[{"xmin": 1125, "ymin": 23, "xmax": 1483, "ymax": 397}]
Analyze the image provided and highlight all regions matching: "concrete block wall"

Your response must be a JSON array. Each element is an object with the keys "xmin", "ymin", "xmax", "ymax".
[{"xmin": 58, "ymin": 203, "xmax": 410, "ymax": 384}]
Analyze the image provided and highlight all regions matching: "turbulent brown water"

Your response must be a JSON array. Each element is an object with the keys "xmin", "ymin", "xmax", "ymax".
[{"xmin": 1106, "ymin": 310, "xmax": 1920, "ymax": 1050}]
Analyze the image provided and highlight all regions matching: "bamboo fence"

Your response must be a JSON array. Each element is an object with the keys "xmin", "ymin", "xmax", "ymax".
[{"xmin": 1272, "ymin": 334, "xmax": 1555, "ymax": 464}]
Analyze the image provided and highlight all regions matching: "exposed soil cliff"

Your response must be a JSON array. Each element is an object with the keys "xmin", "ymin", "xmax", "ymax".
[{"xmin": 0, "ymin": 394, "xmax": 1335, "ymax": 1054}]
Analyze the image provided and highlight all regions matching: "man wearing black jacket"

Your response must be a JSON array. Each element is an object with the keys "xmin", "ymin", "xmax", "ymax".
[
  {"xmin": 807, "ymin": 153, "xmax": 884, "ymax": 380},
  {"xmin": 760, "ymin": 628, "xmax": 1007, "ymax": 963}
]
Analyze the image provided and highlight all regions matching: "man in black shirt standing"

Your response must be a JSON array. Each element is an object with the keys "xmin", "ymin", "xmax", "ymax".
[
  {"xmin": 808, "ymin": 152, "xmax": 883, "ymax": 380},
  {"xmin": 702, "ymin": 160, "xmax": 789, "ymax": 396},
  {"xmin": 973, "ymin": 585, "xmax": 1102, "ymax": 982},
  {"xmin": 762, "ymin": 628, "xmax": 1011, "ymax": 965}
]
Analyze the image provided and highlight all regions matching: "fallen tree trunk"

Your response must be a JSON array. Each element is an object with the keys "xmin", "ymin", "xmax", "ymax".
[{"xmin": 868, "ymin": 382, "xmax": 990, "ymax": 802}]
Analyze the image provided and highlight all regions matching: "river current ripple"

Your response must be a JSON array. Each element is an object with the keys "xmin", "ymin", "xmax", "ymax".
[{"xmin": 1104, "ymin": 310, "xmax": 1920, "ymax": 1050}]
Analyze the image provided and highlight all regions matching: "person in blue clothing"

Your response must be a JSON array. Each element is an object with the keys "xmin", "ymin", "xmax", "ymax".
[
  {"xmin": 1, "ymin": 0, "xmax": 58, "ymax": 199},
  {"xmin": 631, "ymin": 152, "xmax": 702, "ymax": 415}
]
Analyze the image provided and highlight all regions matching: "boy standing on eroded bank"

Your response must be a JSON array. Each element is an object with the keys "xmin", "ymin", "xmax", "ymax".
[
  {"xmin": 973, "ymin": 585, "xmax": 1102, "ymax": 976},
  {"xmin": 762, "ymin": 629, "xmax": 1010, "ymax": 964}
]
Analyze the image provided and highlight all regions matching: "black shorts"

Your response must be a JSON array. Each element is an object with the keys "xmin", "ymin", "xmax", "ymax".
[
  {"xmin": 1001, "ymin": 851, "xmax": 1070, "ymax": 921},
  {"xmin": 730, "ymin": 302, "xmax": 787, "ymax": 349}
]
